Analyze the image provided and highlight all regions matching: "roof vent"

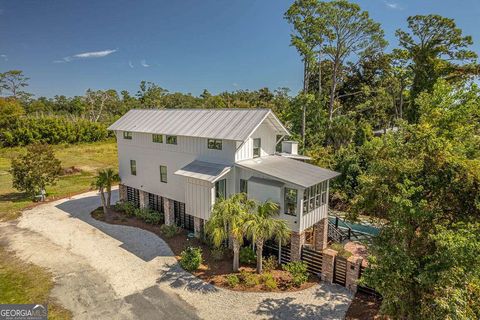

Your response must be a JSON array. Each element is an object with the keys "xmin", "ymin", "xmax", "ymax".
[{"xmin": 281, "ymin": 141, "xmax": 298, "ymax": 155}]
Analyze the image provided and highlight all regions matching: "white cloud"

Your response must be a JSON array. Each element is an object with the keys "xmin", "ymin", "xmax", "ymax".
[
  {"xmin": 140, "ymin": 59, "xmax": 150, "ymax": 67},
  {"xmin": 0, "ymin": 54, "xmax": 7, "ymax": 61},
  {"xmin": 384, "ymin": 1, "xmax": 401, "ymax": 10},
  {"xmin": 128, "ymin": 61, "xmax": 134, "ymax": 68},
  {"xmin": 232, "ymin": 83, "xmax": 239, "ymax": 88},
  {"xmin": 53, "ymin": 49, "xmax": 117, "ymax": 63}
]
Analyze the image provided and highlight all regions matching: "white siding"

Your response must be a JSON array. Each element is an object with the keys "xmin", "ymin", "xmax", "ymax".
[
  {"xmin": 235, "ymin": 121, "xmax": 278, "ymax": 161},
  {"xmin": 299, "ymin": 181, "xmax": 330, "ymax": 231},
  {"xmin": 185, "ymin": 178, "xmax": 214, "ymax": 220}
]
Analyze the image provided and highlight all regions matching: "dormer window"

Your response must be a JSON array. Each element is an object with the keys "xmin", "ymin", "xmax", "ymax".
[{"xmin": 253, "ymin": 138, "xmax": 261, "ymax": 158}]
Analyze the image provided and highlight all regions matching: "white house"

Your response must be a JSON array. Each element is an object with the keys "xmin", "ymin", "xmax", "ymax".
[{"xmin": 108, "ymin": 108, "xmax": 340, "ymax": 259}]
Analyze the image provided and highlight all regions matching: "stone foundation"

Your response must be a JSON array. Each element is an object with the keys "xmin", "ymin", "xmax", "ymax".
[
  {"xmin": 119, "ymin": 184, "xmax": 127, "ymax": 202},
  {"xmin": 194, "ymin": 217, "xmax": 202, "ymax": 238},
  {"xmin": 139, "ymin": 190, "xmax": 148, "ymax": 209},
  {"xmin": 321, "ymin": 249, "xmax": 337, "ymax": 284},
  {"xmin": 290, "ymin": 231, "xmax": 305, "ymax": 261},
  {"xmin": 314, "ymin": 218, "xmax": 328, "ymax": 251},
  {"xmin": 163, "ymin": 198, "xmax": 175, "ymax": 226},
  {"xmin": 346, "ymin": 257, "xmax": 363, "ymax": 293}
]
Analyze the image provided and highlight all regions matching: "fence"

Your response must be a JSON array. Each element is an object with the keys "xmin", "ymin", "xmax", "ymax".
[
  {"xmin": 357, "ymin": 264, "xmax": 382, "ymax": 298},
  {"xmin": 263, "ymin": 241, "xmax": 291, "ymax": 265},
  {"xmin": 333, "ymin": 256, "xmax": 347, "ymax": 286},
  {"xmin": 301, "ymin": 246, "xmax": 323, "ymax": 276}
]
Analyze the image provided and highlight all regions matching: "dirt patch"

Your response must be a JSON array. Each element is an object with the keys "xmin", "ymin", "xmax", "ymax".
[
  {"xmin": 345, "ymin": 292, "xmax": 385, "ymax": 320},
  {"xmin": 60, "ymin": 166, "xmax": 83, "ymax": 176},
  {"xmin": 92, "ymin": 207, "xmax": 318, "ymax": 293}
]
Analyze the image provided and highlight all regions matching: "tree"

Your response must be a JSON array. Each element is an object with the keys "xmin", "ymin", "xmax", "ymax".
[
  {"xmin": 0, "ymin": 70, "xmax": 31, "ymax": 99},
  {"xmin": 205, "ymin": 193, "xmax": 256, "ymax": 272},
  {"xmin": 396, "ymin": 15, "xmax": 478, "ymax": 122},
  {"xmin": 0, "ymin": 97, "xmax": 24, "ymax": 129},
  {"xmin": 320, "ymin": 0, "xmax": 386, "ymax": 123},
  {"xmin": 10, "ymin": 144, "xmax": 61, "ymax": 200},
  {"xmin": 243, "ymin": 200, "xmax": 290, "ymax": 274},
  {"xmin": 136, "ymin": 81, "xmax": 168, "ymax": 108},
  {"xmin": 84, "ymin": 89, "xmax": 119, "ymax": 122},
  {"xmin": 92, "ymin": 169, "xmax": 120, "ymax": 214}
]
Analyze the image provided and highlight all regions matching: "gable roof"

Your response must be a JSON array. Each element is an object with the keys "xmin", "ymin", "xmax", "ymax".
[
  {"xmin": 108, "ymin": 108, "xmax": 290, "ymax": 141},
  {"xmin": 236, "ymin": 155, "xmax": 340, "ymax": 188}
]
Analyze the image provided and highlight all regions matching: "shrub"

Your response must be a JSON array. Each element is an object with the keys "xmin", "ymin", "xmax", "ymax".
[
  {"xmin": 115, "ymin": 201, "xmax": 136, "ymax": 217},
  {"xmin": 210, "ymin": 247, "xmax": 225, "ymax": 261},
  {"xmin": 240, "ymin": 270, "xmax": 260, "ymax": 287},
  {"xmin": 179, "ymin": 247, "xmax": 202, "ymax": 272},
  {"xmin": 160, "ymin": 224, "xmax": 180, "ymax": 238},
  {"xmin": 239, "ymin": 247, "xmax": 256, "ymax": 265},
  {"xmin": 263, "ymin": 256, "xmax": 278, "ymax": 272},
  {"xmin": 329, "ymin": 243, "xmax": 353, "ymax": 259},
  {"xmin": 226, "ymin": 274, "xmax": 240, "ymax": 288},
  {"xmin": 282, "ymin": 261, "xmax": 309, "ymax": 287},
  {"xmin": 133, "ymin": 208, "xmax": 163, "ymax": 224},
  {"xmin": 262, "ymin": 273, "xmax": 278, "ymax": 291}
]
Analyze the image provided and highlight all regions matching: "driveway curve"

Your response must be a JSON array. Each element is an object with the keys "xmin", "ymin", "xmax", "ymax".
[{"xmin": 0, "ymin": 190, "xmax": 352, "ymax": 320}]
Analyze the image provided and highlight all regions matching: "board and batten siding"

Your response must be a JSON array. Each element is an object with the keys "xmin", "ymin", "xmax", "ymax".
[
  {"xmin": 299, "ymin": 181, "xmax": 330, "ymax": 231},
  {"xmin": 235, "ymin": 121, "xmax": 279, "ymax": 161},
  {"xmin": 185, "ymin": 178, "xmax": 214, "ymax": 220}
]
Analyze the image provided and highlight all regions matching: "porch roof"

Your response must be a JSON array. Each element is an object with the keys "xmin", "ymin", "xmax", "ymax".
[
  {"xmin": 236, "ymin": 155, "xmax": 340, "ymax": 188},
  {"xmin": 174, "ymin": 160, "xmax": 231, "ymax": 183}
]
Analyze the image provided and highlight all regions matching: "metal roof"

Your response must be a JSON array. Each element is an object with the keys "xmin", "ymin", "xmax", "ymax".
[
  {"xmin": 174, "ymin": 160, "xmax": 232, "ymax": 183},
  {"xmin": 108, "ymin": 108, "xmax": 290, "ymax": 141},
  {"xmin": 236, "ymin": 155, "xmax": 340, "ymax": 188}
]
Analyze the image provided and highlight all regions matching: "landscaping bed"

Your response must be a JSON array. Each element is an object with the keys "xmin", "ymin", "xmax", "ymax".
[{"xmin": 91, "ymin": 206, "xmax": 318, "ymax": 292}]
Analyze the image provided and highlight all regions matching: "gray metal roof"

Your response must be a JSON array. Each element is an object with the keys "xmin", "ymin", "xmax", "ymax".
[
  {"xmin": 108, "ymin": 108, "xmax": 290, "ymax": 141},
  {"xmin": 174, "ymin": 160, "xmax": 232, "ymax": 183},
  {"xmin": 236, "ymin": 155, "xmax": 340, "ymax": 188}
]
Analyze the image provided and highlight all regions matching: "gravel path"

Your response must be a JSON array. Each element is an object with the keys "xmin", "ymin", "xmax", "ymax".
[{"xmin": 0, "ymin": 190, "xmax": 352, "ymax": 320}]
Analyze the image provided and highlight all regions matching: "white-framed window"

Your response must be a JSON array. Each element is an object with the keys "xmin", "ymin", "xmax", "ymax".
[
  {"xmin": 253, "ymin": 138, "xmax": 261, "ymax": 158},
  {"xmin": 215, "ymin": 179, "xmax": 226, "ymax": 199},
  {"xmin": 303, "ymin": 181, "xmax": 328, "ymax": 215},
  {"xmin": 152, "ymin": 134, "xmax": 163, "ymax": 143},
  {"xmin": 130, "ymin": 160, "xmax": 136, "ymax": 175},
  {"xmin": 208, "ymin": 139, "xmax": 222, "ymax": 150},
  {"xmin": 123, "ymin": 131, "xmax": 133, "ymax": 140},
  {"xmin": 160, "ymin": 165, "xmax": 167, "ymax": 183},
  {"xmin": 284, "ymin": 188, "xmax": 298, "ymax": 216},
  {"xmin": 240, "ymin": 179, "xmax": 248, "ymax": 194}
]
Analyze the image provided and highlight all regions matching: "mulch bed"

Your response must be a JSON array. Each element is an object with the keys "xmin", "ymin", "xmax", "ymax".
[
  {"xmin": 91, "ymin": 207, "xmax": 318, "ymax": 292},
  {"xmin": 345, "ymin": 292, "xmax": 384, "ymax": 320}
]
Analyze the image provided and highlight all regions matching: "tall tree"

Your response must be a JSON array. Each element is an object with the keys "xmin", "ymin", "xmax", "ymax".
[
  {"xmin": 136, "ymin": 81, "xmax": 168, "ymax": 108},
  {"xmin": 0, "ymin": 70, "xmax": 31, "ymax": 100},
  {"xmin": 205, "ymin": 193, "xmax": 256, "ymax": 272},
  {"xmin": 10, "ymin": 144, "xmax": 61, "ymax": 200},
  {"xmin": 319, "ymin": 0, "xmax": 386, "ymax": 123},
  {"xmin": 243, "ymin": 200, "xmax": 290, "ymax": 274},
  {"xmin": 396, "ymin": 14, "xmax": 478, "ymax": 122}
]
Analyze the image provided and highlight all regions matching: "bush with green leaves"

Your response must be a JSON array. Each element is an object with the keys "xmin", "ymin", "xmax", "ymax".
[
  {"xmin": 179, "ymin": 247, "xmax": 203, "ymax": 272},
  {"xmin": 160, "ymin": 224, "xmax": 180, "ymax": 238},
  {"xmin": 240, "ymin": 270, "xmax": 260, "ymax": 287},
  {"xmin": 262, "ymin": 256, "xmax": 278, "ymax": 272},
  {"xmin": 210, "ymin": 247, "xmax": 225, "ymax": 261},
  {"xmin": 261, "ymin": 272, "xmax": 278, "ymax": 291},
  {"xmin": 133, "ymin": 208, "xmax": 162, "ymax": 224},
  {"xmin": 239, "ymin": 247, "xmax": 256, "ymax": 265},
  {"xmin": 114, "ymin": 201, "xmax": 136, "ymax": 216},
  {"xmin": 282, "ymin": 261, "xmax": 308, "ymax": 287},
  {"xmin": 226, "ymin": 274, "xmax": 240, "ymax": 288}
]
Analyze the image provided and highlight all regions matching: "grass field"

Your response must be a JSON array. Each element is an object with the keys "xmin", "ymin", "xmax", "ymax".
[
  {"xmin": 0, "ymin": 247, "xmax": 72, "ymax": 319},
  {"xmin": 0, "ymin": 140, "xmax": 118, "ymax": 221}
]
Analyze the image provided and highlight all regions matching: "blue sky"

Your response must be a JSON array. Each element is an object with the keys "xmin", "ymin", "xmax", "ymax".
[{"xmin": 1, "ymin": 0, "xmax": 480, "ymax": 98}]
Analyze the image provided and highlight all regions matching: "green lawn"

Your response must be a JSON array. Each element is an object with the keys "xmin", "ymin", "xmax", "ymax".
[
  {"xmin": 0, "ymin": 247, "xmax": 72, "ymax": 320},
  {"xmin": 0, "ymin": 140, "xmax": 118, "ymax": 221}
]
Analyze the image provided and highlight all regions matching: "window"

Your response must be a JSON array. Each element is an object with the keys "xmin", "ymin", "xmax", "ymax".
[
  {"xmin": 160, "ymin": 165, "xmax": 167, "ymax": 183},
  {"xmin": 276, "ymin": 135, "xmax": 284, "ymax": 153},
  {"xmin": 215, "ymin": 179, "xmax": 226, "ymax": 199},
  {"xmin": 166, "ymin": 135, "xmax": 177, "ymax": 145},
  {"xmin": 123, "ymin": 131, "xmax": 133, "ymax": 140},
  {"xmin": 253, "ymin": 138, "xmax": 261, "ymax": 158},
  {"xmin": 284, "ymin": 188, "xmax": 298, "ymax": 216},
  {"xmin": 321, "ymin": 181, "xmax": 328, "ymax": 205},
  {"xmin": 240, "ymin": 179, "xmax": 248, "ymax": 194},
  {"xmin": 152, "ymin": 134, "xmax": 163, "ymax": 143},
  {"xmin": 130, "ymin": 160, "xmax": 136, "ymax": 175},
  {"xmin": 207, "ymin": 139, "xmax": 222, "ymax": 150},
  {"xmin": 303, "ymin": 181, "xmax": 328, "ymax": 214},
  {"xmin": 303, "ymin": 188, "xmax": 309, "ymax": 214}
]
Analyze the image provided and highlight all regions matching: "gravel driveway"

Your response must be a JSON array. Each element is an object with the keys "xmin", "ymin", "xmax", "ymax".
[{"xmin": 0, "ymin": 190, "xmax": 352, "ymax": 320}]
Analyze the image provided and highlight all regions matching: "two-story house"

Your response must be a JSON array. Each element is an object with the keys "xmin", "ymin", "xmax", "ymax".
[{"xmin": 108, "ymin": 108, "xmax": 340, "ymax": 259}]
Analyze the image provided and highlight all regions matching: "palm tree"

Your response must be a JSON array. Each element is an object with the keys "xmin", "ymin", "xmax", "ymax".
[
  {"xmin": 205, "ymin": 193, "xmax": 255, "ymax": 272},
  {"xmin": 243, "ymin": 200, "xmax": 291, "ymax": 274},
  {"xmin": 92, "ymin": 168, "xmax": 120, "ymax": 214}
]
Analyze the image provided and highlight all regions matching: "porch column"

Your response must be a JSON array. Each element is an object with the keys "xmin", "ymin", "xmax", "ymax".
[
  {"xmin": 119, "ymin": 183, "xmax": 127, "ymax": 202},
  {"xmin": 193, "ymin": 217, "xmax": 202, "ymax": 238},
  {"xmin": 321, "ymin": 248, "xmax": 337, "ymax": 284},
  {"xmin": 163, "ymin": 198, "xmax": 175, "ymax": 226},
  {"xmin": 346, "ymin": 257, "xmax": 363, "ymax": 293},
  {"xmin": 314, "ymin": 217, "xmax": 329, "ymax": 251},
  {"xmin": 139, "ymin": 190, "xmax": 148, "ymax": 209},
  {"xmin": 290, "ymin": 231, "xmax": 305, "ymax": 261}
]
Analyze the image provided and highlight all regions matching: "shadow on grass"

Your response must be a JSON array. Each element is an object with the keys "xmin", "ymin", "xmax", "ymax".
[{"xmin": 0, "ymin": 192, "xmax": 29, "ymax": 203}]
